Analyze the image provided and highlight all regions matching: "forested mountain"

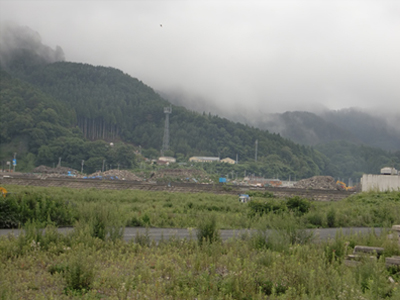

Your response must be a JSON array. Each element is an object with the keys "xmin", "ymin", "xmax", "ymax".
[
  {"xmin": 1, "ymin": 43, "xmax": 399, "ymax": 179},
  {"xmin": 1, "ymin": 61, "xmax": 334, "ymax": 179}
]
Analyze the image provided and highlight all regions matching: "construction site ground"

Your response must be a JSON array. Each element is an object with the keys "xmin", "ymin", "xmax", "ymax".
[{"xmin": 1, "ymin": 174, "xmax": 354, "ymax": 201}]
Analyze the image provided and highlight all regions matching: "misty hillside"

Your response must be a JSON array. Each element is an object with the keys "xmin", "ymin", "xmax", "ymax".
[
  {"xmin": 1, "ymin": 23, "xmax": 399, "ymax": 179},
  {"xmin": 161, "ymin": 90, "xmax": 400, "ymax": 152},
  {"xmin": 253, "ymin": 110, "xmax": 400, "ymax": 151},
  {"xmin": 321, "ymin": 109, "xmax": 400, "ymax": 151},
  {"xmin": 1, "ymin": 61, "xmax": 334, "ymax": 178},
  {"xmin": 253, "ymin": 111, "xmax": 361, "ymax": 147}
]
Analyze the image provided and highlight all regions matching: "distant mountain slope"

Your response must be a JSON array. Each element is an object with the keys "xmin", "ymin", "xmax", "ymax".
[
  {"xmin": 248, "ymin": 109, "xmax": 400, "ymax": 152},
  {"xmin": 321, "ymin": 109, "xmax": 400, "ymax": 151},
  {"xmin": 254, "ymin": 111, "xmax": 360, "ymax": 146}
]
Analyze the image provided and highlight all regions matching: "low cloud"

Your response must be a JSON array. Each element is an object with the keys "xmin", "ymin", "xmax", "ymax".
[{"xmin": 0, "ymin": 22, "xmax": 65, "ymax": 68}]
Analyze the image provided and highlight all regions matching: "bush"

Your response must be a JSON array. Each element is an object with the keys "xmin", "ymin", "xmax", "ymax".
[
  {"xmin": 307, "ymin": 212, "xmax": 324, "ymax": 227},
  {"xmin": 0, "ymin": 196, "xmax": 19, "ymax": 228},
  {"xmin": 285, "ymin": 196, "xmax": 311, "ymax": 215},
  {"xmin": 196, "ymin": 214, "xmax": 220, "ymax": 245},
  {"xmin": 327, "ymin": 208, "xmax": 336, "ymax": 228},
  {"xmin": 0, "ymin": 192, "xmax": 75, "ymax": 228},
  {"xmin": 63, "ymin": 247, "xmax": 95, "ymax": 294},
  {"xmin": 247, "ymin": 191, "xmax": 275, "ymax": 198},
  {"xmin": 248, "ymin": 199, "xmax": 286, "ymax": 217},
  {"xmin": 76, "ymin": 202, "xmax": 125, "ymax": 242}
]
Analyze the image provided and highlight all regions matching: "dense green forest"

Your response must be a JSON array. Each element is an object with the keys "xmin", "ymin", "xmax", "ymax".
[{"xmin": 1, "ymin": 59, "xmax": 399, "ymax": 178}]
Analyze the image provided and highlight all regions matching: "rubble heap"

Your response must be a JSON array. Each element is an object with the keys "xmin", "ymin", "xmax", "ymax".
[
  {"xmin": 33, "ymin": 165, "xmax": 80, "ymax": 176},
  {"xmin": 88, "ymin": 170, "xmax": 143, "ymax": 181},
  {"xmin": 150, "ymin": 168, "xmax": 212, "ymax": 183},
  {"xmin": 294, "ymin": 176, "xmax": 337, "ymax": 190}
]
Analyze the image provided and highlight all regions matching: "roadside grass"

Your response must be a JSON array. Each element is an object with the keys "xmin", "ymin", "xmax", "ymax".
[{"xmin": 0, "ymin": 220, "xmax": 399, "ymax": 299}]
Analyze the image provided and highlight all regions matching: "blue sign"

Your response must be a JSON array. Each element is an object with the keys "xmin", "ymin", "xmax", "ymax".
[
  {"xmin": 12, "ymin": 159, "xmax": 17, "ymax": 166},
  {"xmin": 219, "ymin": 177, "xmax": 226, "ymax": 183}
]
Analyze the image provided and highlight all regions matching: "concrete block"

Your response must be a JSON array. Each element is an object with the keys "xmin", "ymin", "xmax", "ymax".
[
  {"xmin": 353, "ymin": 245, "xmax": 384, "ymax": 255},
  {"xmin": 386, "ymin": 257, "xmax": 400, "ymax": 267},
  {"xmin": 392, "ymin": 225, "xmax": 400, "ymax": 232}
]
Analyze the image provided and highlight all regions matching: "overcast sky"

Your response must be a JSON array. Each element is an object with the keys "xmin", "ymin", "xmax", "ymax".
[{"xmin": 1, "ymin": 0, "xmax": 400, "ymax": 117}]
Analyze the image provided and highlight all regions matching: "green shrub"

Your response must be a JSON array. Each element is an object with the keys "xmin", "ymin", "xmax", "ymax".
[
  {"xmin": 0, "ymin": 196, "xmax": 19, "ymax": 228},
  {"xmin": 247, "ymin": 191, "xmax": 275, "ymax": 198},
  {"xmin": 127, "ymin": 215, "xmax": 144, "ymax": 227},
  {"xmin": 306, "ymin": 212, "xmax": 324, "ymax": 227},
  {"xmin": 0, "ymin": 192, "xmax": 75, "ymax": 228},
  {"xmin": 76, "ymin": 202, "xmax": 125, "ymax": 241},
  {"xmin": 63, "ymin": 247, "xmax": 95, "ymax": 294},
  {"xmin": 248, "ymin": 199, "xmax": 286, "ymax": 217},
  {"xmin": 196, "ymin": 214, "xmax": 220, "ymax": 245},
  {"xmin": 327, "ymin": 208, "xmax": 336, "ymax": 228},
  {"xmin": 285, "ymin": 196, "xmax": 311, "ymax": 215}
]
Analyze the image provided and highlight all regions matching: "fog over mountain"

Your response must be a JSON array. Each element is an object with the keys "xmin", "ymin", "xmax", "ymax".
[
  {"xmin": 0, "ymin": 22, "xmax": 65, "ymax": 69},
  {"xmin": 1, "ymin": 1, "xmax": 399, "ymax": 119}
]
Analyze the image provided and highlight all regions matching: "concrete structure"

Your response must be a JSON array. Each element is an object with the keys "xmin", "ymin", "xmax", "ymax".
[
  {"xmin": 221, "ymin": 157, "xmax": 236, "ymax": 164},
  {"xmin": 361, "ymin": 174, "xmax": 400, "ymax": 192},
  {"xmin": 189, "ymin": 156, "xmax": 220, "ymax": 163},
  {"xmin": 158, "ymin": 156, "xmax": 176, "ymax": 163},
  {"xmin": 381, "ymin": 167, "xmax": 398, "ymax": 175}
]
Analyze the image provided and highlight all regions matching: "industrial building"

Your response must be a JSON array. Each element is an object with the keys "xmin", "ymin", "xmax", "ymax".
[
  {"xmin": 189, "ymin": 156, "xmax": 220, "ymax": 163},
  {"xmin": 157, "ymin": 156, "xmax": 176, "ymax": 166},
  {"xmin": 221, "ymin": 157, "xmax": 236, "ymax": 164},
  {"xmin": 361, "ymin": 167, "xmax": 400, "ymax": 192}
]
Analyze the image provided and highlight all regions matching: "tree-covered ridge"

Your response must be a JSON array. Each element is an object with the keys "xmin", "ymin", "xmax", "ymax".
[
  {"xmin": 1, "ymin": 60, "xmax": 399, "ymax": 179},
  {"xmin": 0, "ymin": 69, "xmax": 75, "ymax": 152},
  {"xmin": 24, "ymin": 62, "xmax": 169, "ymax": 142},
  {"xmin": 9, "ymin": 61, "xmax": 330, "ymax": 178},
  {"xmin": 0, "ymin": 68, "xmax": 136, "ymax": 173},
  {"xmin": 315, "ymin": 140, "xmax": 400, "ymax": 179}
]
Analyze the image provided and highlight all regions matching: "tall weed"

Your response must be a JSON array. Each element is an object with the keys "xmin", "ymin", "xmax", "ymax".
[
  {"xmin": 196, "ymin": 214, "xmax": 220, "ymax": 245},
  {"xmin": 76, "ymin": 202, "xmax": 125, "ymax": 242},
  {"xmin": 63, "ymin": 245, "xmax": 96, "ymax": 294}
]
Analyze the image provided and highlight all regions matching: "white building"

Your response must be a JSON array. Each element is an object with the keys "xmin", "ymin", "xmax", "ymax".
[{"xmin": 189, "ymin": 156, "xmax": 220, "ymax": 163}]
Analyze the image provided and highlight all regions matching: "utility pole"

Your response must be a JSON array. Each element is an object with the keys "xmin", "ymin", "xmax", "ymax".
[
  {"xmin": 255, "ymin": 140, "xmax": 258, "ymax": 162},
  {"xmin": 102, "ymin": 160, "xmax": 105, "ymax": 172},
  {"xmin": 13, "ymin": 153, "xmax": 17, "ymax": 172},
  {"xmin": 58, "ymin": 157, "xmax": 61, "ymax": 168},
  {"xmin": 81, "ymin": 160, "xmax": 84, "ymax": 174}
]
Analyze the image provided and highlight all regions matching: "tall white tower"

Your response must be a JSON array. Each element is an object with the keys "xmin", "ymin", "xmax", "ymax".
[{"xmin": 161, "ymin": 106, "xmax": 172, "ymax": 155}]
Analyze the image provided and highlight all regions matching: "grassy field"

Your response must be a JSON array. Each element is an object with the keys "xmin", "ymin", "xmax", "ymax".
[
  {"xmin": 0, "ymin": 186, "xmax": 399, "ymax": 299},
  {"xmin": 1, "ymin": 185, "xmax": 400, "ymax": 230}
]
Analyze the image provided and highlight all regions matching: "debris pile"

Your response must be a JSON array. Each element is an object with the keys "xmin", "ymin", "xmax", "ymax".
[
  {"xmin": 150, "ymin": 169, "xmax": 212, "ymax": 183},
  {"xmin": 293, "ymin": 176, "xmax": 337, "ymax": 190},
  {"xmin": 33, "ymin": 165, "xmax": 80, "ymax": 177},
  {"xmin": 87, "ymin": 170, "xmax": 143, "ymax": 181}
]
